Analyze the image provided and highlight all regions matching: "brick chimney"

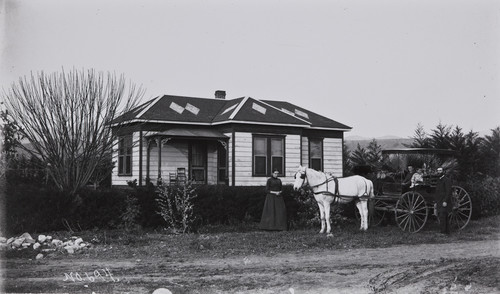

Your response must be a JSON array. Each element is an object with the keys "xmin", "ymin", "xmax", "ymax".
[{"xmin": 215, "ymin": 90, "xmax": 226, "ymax": 99}]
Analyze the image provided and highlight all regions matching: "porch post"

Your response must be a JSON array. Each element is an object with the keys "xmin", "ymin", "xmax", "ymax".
[
  {"xmin": 156, "ymin": 137, "xmax": 162, "ymax": 183},
  {"xmin": 146, "ymin": 138, "xmax": 152, "ymax": 183},
  {"xmin": 232, "ymin": 131, "xmax": 235, "ymax": 186},
  {"xmin": 139, "ymin": 131, "xmax": 143, "ymax": 186}
]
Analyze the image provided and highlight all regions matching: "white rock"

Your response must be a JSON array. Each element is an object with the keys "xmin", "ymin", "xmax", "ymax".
[
  {"xmin": 11, "ymin": 238, "xmax": 25, "ymax": 248},
  {"xmin": 0, "ymin": 243, "xmax": 8, "ymax": 250},
  {"xmin": 79, "ymin": 242, "xmax": 87, "ymax": 247},
  {"xmin": 19, "ymin": 233, "xmax": 35, "ymax": 243},
  {"xmin": 65, "ymin": 246, "xmax": 75, "ymax": 254},
  {"xmin": 46, "ymin": 236, "xmax": 52, "ymax": 241},
  {"xmin": 33, "ymin": 243, "xmax": 41, "ymax": 250},
  {"xmin": 74, "ymin": 238, "xmax": 83, "ymax": 246},
  {"xmin": 36, "ymin": 253, "xmax": 44, "ymax": 260},
  {"xmin": 22, "ymin": 242, "xmax": 32, "ymax": 248},
  {"xmin": 51, "ymin": 239, "xmax": 63, "ymax": 247},
  {"xmin": 0, "ymin": 237, "xmax": 7, "ymax": 243},
  {"xmin": 6, "ymin": 237, "xmax": 15, "ymax": 245},
  {"xmin": 152, "ymin": 288, "xmax": 173, "ymax": 294},
  {"xmin": 38, "ymin": 235, "xmax": 47, "ymax": 243},
  {"xmin": 63, "ymin": 240, "xmax": 74, "ymax": 246}
]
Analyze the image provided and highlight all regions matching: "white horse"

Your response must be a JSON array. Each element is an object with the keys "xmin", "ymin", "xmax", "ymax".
[{"xmin": 293, "ymin": 165, "xmax": 374, "ymax": 235}]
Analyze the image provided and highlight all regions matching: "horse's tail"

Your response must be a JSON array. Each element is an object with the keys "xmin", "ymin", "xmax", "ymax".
[{"xmin": 365, "ymin": 178, "xmax": 375, "ymax": 199}]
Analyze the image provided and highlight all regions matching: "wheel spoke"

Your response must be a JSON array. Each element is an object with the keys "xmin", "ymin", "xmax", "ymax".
[
  {"xmin": 454, "ymin": 210, "xmax": 469, "ymax": 221},
  {"xmin": 414, "ymin": 197, "xmax": 425, "ymax": 209},
  {"xmin": 407, "ymin": 216, "xmax": 413, "ymax": 232},
  {"xmin": 413, "ymin": 206, "xmax": 427, "ymax": 212},
  {"xmin": 396, "ymin": 212, "xmax": 410, "ymax": 221},
  {"xmin": 413, "ymin": 213, "xmax": 425, "ymax": 224},
  {"xmin": 458, "ymin": 199, "xmax": 471, "ymax": 208},
  {"xmin": 402, "ymin": 215, "xmax": 410, "ymax": 231}
]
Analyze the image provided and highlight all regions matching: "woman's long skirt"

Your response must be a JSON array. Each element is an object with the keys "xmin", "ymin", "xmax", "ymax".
[{"xmin": 259, "ymin": 193, "xmax": 287, "ymax": 231}]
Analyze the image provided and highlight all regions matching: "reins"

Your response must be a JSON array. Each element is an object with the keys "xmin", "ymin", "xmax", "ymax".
[
  {"xmin": 298, "ymin": 168, "xmax": 370, "ymax": 200},
  {"xmin": 299, "ymin": 168, "xmax": 339, "ymax": 196}
]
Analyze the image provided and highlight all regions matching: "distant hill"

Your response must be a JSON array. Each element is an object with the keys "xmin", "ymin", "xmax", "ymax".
[{"xmin": 344, "ymin": 137, "xmax": 414, "ymax": 151}]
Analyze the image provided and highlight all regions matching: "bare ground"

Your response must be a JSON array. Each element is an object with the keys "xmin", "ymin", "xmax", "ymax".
[{"xmin": 2, "ymin": 239, "xmax": 499, "ymax": 294}]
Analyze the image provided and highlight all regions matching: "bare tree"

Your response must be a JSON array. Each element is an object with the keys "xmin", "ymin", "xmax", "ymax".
[{"xmin": 2, "ymin": 69, "xmax": 143, "ymax": 194}]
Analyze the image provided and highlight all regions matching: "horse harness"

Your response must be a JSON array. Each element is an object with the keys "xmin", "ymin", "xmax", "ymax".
[{"xmin": 300, "ymin": 168, "xmax": 369, "ymax": 200}]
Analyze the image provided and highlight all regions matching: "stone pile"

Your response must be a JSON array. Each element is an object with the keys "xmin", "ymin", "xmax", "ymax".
[{"xmin": 0, "ymin": 232, "xmax": 91, "ymax": 258}]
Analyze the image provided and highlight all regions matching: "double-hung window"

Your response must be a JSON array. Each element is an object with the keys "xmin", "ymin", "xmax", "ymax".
[
  {"xmin": 309, "ymin": 138, "xmax": 323, "ymax": 171},
  {"xmin": 118, "ymin": 135, "xmax": 133, "ymax": 175},
  {"xmin": 253, "ymin": 135, "xmax": 285, "ymax": 176}
]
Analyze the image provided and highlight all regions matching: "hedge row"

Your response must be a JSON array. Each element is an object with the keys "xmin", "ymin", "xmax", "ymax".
[
  {"xmin": 4, "ymin": 176, "xmax": 499, "ymax": 235},
  {"xmin": 2, "ymin": 183, "xmax": 319, "ymax": 235}
]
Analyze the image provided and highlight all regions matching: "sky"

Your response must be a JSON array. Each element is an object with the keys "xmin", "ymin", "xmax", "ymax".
[{"xmin": 1, "ymin": 0, "xmax": 499, "ymax": 138}]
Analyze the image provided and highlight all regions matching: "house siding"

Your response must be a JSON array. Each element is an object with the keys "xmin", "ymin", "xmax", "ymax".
[
  {"xmin": 232, "ymin": 132, "xmax": 300, "ymax": 186},
  {"xmin": 324, "ymin": 138, "xmax": 343, "ymax": 176},
  {"xmin": 301, "ymin": 136, "xmax": 309, "ymax": 167},
  {"xmin": 150, "ymin": 141, "xmax": 189, "ymax": 184},
  {"xmin": 285, "ymin": 134, "xmax": 301, "ymax": 181},
  {"xmin": 207, "ymin": 142, "xmax": 218, "ymax": 184},
  {"xmin": 111, "ymin": 131, "xmax": 343, "ymax": 187},
  {"xmin": 225, "ymin": 132, "xmax": 234, "ymax": 186}
]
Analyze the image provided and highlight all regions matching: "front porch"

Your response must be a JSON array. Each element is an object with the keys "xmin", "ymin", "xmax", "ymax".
[{"xmin": 144, "ymin": 129, "xmax": 229, "ymax": 185}]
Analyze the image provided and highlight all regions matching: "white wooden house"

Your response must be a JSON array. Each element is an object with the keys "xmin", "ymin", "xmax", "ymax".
[{"xmin": 110, "ymin": 91, "xmax": 351, "ymax": 187}]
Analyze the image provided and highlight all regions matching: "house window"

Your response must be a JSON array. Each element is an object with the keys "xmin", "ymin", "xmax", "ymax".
[
  {"xmin": 253, "ymin": 135, "xmax": 285, "ymax": 176},
  {"xmin": 118, "ymin": 135, "xmax": 133, "ymax": 175},
  {"xmin": 309, "ymin": 138, "xmax": 323, "ymax": 171}
]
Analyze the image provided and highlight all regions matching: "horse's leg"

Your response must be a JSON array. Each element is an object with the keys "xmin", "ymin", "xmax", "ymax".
[
  {"xmin": 355, "ymin": 201, "xmax": 364, "ymax": 230},
  {"xmin": 324, "ymin": 200, "xmax": 332, "ymax": 235},
  {"xmin": 358, "ymin": 200, "xmax": 369, "ymax": 231},
  {"xmin": 317, "ymin": 202, "xmax": 326, "ymax": 234}
]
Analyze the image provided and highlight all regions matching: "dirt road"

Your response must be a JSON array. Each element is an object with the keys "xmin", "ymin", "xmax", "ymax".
[{"xmin": 3, "ymin": 239, "xmax": 499, "ymax": 293}]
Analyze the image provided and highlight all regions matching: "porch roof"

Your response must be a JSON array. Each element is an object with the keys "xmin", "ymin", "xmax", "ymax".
[{"xmin": 146, "ymin": 128, "xmax": 228, "ymax": 140}]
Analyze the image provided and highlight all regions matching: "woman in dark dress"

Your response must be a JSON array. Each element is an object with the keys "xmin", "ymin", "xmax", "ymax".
[{"xmin": 259, "ymin": 169, "xmax": 287, "ymax": 231}]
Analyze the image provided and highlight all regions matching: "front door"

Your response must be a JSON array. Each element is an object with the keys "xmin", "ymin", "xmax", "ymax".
[{"xmin": 190, "ymin": 142, "xmax": 207, "ymax": 184}]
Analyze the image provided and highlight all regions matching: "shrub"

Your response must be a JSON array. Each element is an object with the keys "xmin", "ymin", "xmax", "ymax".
[
  {"xmin": 131, "ymin": 185, "xmax": 164, "ymax": 228},
  {"xmin": 156, "ymin": 181, "xmax": 198, "ymax": 233},
  {"xmin": 4, "ymin": 184, "xmax": 129, "ymax": 234},
  {"xmin": 193, "ymin": 184, "xmax": 324, "ymax": 230},
  {"xmin": 464, "ymin": 176, "xmax": 500, "ymax": 218},
  {"xmin": 119, "ymin": 193, "xmax": 141, "ymax": 230}
]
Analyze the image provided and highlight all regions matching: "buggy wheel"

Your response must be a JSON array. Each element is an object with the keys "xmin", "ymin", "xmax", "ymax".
[
  {"xmin": 449, "ymin": 186, "xmax": 472, "ymax": 230},
  {"xmin": 395, "ymin": 191, "xmax": 428, "ymax": 233},
  {"xmin": 354, "ymin": 198, "xmax": 387, "ymax": 227}
]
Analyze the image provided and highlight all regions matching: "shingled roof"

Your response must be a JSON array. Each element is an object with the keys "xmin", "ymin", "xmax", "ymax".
[{"xmin": 112, "ymin": 94, "xmax": 351, "ymax": 131}]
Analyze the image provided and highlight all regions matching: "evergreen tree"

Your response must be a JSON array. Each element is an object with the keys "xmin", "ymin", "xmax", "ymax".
[
  {"xmin": 480, "ymin": 127, "xmax": 500, "ymax": 177},
  {"xmin": 429, "ymin": 122, "xmax": 452, "ymax": 149},
  {"xmin": 366, "ymin": 139, "xmax": 383, "ymax": 169},
  {"xmin": 343, "ymin": 141, "xmax": 353, "ymax": 176},
  {"xmin": 407, "ymin": 123, "xmax": 430, "ymax": 148},
  {"xmin": 350, "ymin": 143, "xmax": 368, "ymax": 166}
]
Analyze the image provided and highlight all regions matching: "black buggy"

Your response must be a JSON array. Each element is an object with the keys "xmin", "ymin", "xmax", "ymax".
[{"xmin": 356, "ymin": 148, "xmax": 472, "ymax": 233}]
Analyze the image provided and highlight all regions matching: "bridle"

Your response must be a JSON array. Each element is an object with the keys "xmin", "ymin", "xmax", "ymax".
[
  {"xmin": 295, "ymin": 168, "xmax": 341, "ymax": 197},
  {"xmin": 295, "ymin": 169, "xmax": 308, "ymax": 189}
]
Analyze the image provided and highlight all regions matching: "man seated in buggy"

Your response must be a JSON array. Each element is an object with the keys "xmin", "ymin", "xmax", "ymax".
[{"xmin": 401, "ymin": 165, "xmax": 415, "ymax": 193}]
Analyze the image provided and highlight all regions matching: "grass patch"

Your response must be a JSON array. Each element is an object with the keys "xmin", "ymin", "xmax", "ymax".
[{"xmin": 7, "ymin": 215, "xmax": 499, "ymax": 261}]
